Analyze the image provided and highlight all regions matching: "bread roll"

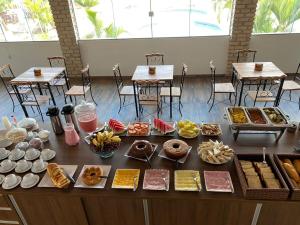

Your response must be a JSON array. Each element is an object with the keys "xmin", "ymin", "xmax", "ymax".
[
  {"xmin": 293, "ymin": 159, "xmax": 300, "ymax": 175},
  {"xmin": 283, "ymin": 163, "xmax": 300, "ymax": 182},
  {"xmin": 283, "ymin": 159, "xmax": 293, "ymax": 165}
]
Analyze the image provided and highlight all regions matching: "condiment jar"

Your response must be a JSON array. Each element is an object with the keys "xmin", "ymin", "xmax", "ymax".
[{"xmin": 74, "ymin": 101, "xmax": 98, "ymax": 133}]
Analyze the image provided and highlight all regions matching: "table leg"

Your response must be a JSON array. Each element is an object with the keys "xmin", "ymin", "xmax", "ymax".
[
  {"xmin": 275, "ymin": 129, "xmax": 285, "ymax": 143},
  {"xmin": 47, "ymin": 83, "xmax": 56, "ymax": 105},
  {"xmin": 13, "ymin": 84, "xmax": 29, "ymax": 117},
  {"xmin": 37, "ymin": 83, "xmax": 43, "ymax": 95},
  {"xmin": 170, "ymin": 80, "xmax": 172, "ymax": 118},
  {"xmin": 132, "ymin": 81, "xmax": 139, "ymax": 118},
  {"xmin": 63, "ymin": 70, "xmax": 72, "ymax": 102},
  {"xmin": 238, "ymin": 80, "xmax": 245, "ymax": 106},
  {"xmin": 274, "ymin": 77, "xmax": 285, "ymax": 106}
]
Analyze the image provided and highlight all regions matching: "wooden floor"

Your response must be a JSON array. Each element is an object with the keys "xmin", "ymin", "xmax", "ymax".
[{"xmin": 0, "ymin": 77, "xmax": 299, "ymax": 125}]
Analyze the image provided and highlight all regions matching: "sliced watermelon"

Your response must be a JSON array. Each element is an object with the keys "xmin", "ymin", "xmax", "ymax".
[
  {"xmin": 108, "ymin": 119, "xmax": 125, "ymax": 132},
  {"xmin": 153, "ymin": 118, "xmax": 175, "ymax": 134}
]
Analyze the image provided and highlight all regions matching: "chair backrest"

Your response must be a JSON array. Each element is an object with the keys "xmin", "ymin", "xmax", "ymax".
[
  {"xmin": 236, "ymin": 49, "xmax": 257, "ymax": 62},
  {"xmin": 48, "ymin": 56, "xmax": 68, "ymax": 78},
  {"xmin": 81, "ymin": 64, "xmax": 91, "ymax": 93},
  {"xmin": 136, "ymin": 80, "xmax": 160, "ymax": 104},
  {"xmin": 112, "ymin": 64, "xmax": 124, "ymax": 95},
  {"xmin": 180, "ymin": 64, "xmax": 188, "ymax": 92},
  {"xmin": 145, "ymin": 53, "xmax": 164, "ymax": 65},
  {"xmin": 295, "ymin": 63, "xmax": 300, "ymax": 81},
  {"xmin": 11, "ymin": 81, "xmax": 36, "ymax": 102},
  {"xmin": 0, "ymin": 64, "xmax": 15, "ymax": 94},
  {"xmin": 209, "ymin": 60, "xmax": 216, "ymax": 91}
]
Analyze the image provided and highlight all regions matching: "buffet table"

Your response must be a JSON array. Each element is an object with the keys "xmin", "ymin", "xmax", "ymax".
[{"xmin": 1, "ymin": 124, "xmax": 300, "ymax": 225}]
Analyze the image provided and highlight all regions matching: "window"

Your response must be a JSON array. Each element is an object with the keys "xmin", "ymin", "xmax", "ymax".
[
  {"xmin": 72, "ymin": 0, "xmax": 233, "ymax": 39},
  {"xmin": 253, "ymin": 0, "xmax": 300, "ymax": 34},
  {"xmin": 0, "ymin": 0, "xmax": 58, "ymax": 41}
]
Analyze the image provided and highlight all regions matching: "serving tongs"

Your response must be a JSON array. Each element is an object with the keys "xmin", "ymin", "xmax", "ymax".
[
  {"xmin": 192, "ymin": 173, "xmax": 201, "ymax": 192},
  {"xmin": 61, "ymin": 168, "xmax": 75, "ymax": 184},
  {"xmin": 162, "ymin": 177, "xmax": 169, "ymax": 191},
  {"xmin": 133, "ymin": 176, "xmax": 138, "ymax": 192}
]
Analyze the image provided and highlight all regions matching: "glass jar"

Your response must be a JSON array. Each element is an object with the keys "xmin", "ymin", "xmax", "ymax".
[
  {"xmin": 74, "ymin": 101, "xmax": 98, "ymax": 133},
  {"xmin": 64, "ymin": 123, "xmax": 80, "ymax": 146}
]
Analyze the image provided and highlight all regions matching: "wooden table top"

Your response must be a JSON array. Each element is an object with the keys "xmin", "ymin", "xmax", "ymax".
[
  {"xmin": 2, "ymin": 123, "xmax": 300, "ymax": 203},
  {"xmin": 11, "ymin": 67, "xmax": 65, "ymax": 84},
  {"xmin": 232, "ymin": 62, "xmax": 286, "ymax": 80},
  {"xmin": 132, "ymin": 65, "xmax": 174, "ymax": 81}
]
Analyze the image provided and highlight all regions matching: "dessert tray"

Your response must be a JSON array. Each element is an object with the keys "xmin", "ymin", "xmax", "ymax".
[
  {"xmin": 143, "ymin": 169, "xmax": 169, "ymax": 191},
  {"xmin": 174, "ymin": 170, "xmax": 201, "ymax": 191},
  {"xmin": 125, "ymin": 141, "xmax": 158, "ymax": 162},
  {"xmin": 74, "ymin": 165, "xmax": 111, "ymax": 189},
  {"xmin": 158, "ymin": 146, "xmax": 192, "ymax": 164},
  {"xmin": 200, "ymin": 124, "xmax": 222, "ymax": 136},
  {"xmin": 112, "ymin": 169, "xmax": 140, "ymax": 190},
  {"xmin": 204, "ymin": 171, "xmax": 234, "ymax": 193}
]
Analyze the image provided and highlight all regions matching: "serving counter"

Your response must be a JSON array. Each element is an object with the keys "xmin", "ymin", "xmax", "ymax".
[{"xmin": 1, "ymin": 124, "xmax": 300, "ymax": 225}]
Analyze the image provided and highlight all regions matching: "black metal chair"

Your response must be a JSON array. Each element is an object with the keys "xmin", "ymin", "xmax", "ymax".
[
  {"xmin": 65, "ymin": 64, "xmax": 97, "ymax": 105},
  {"xmin": 112, "ymin": 64, "xmax": 135, "ymax": 113},
  {"xmin": 0, "ymin": 64, "xmax": 31, "ymax": 112},
  {"xmin": 145, "ymin": 53, "xmax": 164, "ymax": 65},
  {"xmin": 160, "ymin": 64, "xmax": 187, "ymax": 116},
  {"xmin": 207, "ymin": 61, "xmax": 236, "ymax": 112}
]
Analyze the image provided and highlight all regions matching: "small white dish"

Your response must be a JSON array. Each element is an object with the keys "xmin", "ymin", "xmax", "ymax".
[
  {"xmin": 40, "ymin": 149, "xmax": 56, "ymax": 161},
  {"xmin": 0, "ymin": 160, "xmax": 17, "ymax": 173},
  {"xmin": 15, "ymin": 142, "xmax": 29, "ymax": 151},
  {"xmin": 0, "ymin": 148, "xmax": 10, "ymax": 160},
  {"xmin": 8, "ymin": 149, "xmax": 25, "ymax": 161},
  {"xmin": 0, "ymin": 174, "xmax": 5, "ymax": 184},
  {"xmin": 15, "ymin": 160, "xmax": 32, "ymax": 173},
  {"xmin": 0, "ymin": 139, "xmax": 13, "ymax": 148},
  {"xmin": 24, "ymin": 148, "xmax": 40, "ymax": 161},
  {"xmin": 31, "ymin": 159, "xmax": 48, "ymax": 173},
  {"xmin": 2, "ymin": 174, "xmax": 21, "ymax": 190},
  {"xmin": 20, "ymin": 173, "xmax": 39, "ymax": 189}
]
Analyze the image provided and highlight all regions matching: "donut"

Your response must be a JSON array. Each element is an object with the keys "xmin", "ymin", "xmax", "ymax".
[
  {"xmin": 163, "ymin": 139, "xmax": 189, "ymax": 160},
  {"xmin": 129, "ymin": 140, "xmax": 153, "ymax": 159},
  {"xmin": 82, "ymin": 167, "xmax": 103, "ymax": 186}
]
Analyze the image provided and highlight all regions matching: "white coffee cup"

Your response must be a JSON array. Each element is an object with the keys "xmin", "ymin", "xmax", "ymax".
[
  {"xmin": 38, "ymin": 130, "xmax": 50, "ymax": 141},
  {"xmin": 0, "ymin": 148, "xmax": 7, "ymax": 156},
  {"xmin": 33, "ymin": 159, "xmax": 44, "ymax": 171},
  {"xmin": 4, "ymin": 174, "xmax": 17, "ymax": 187},
  {"xmin": 11, "ymin": 149, "xmax": 21, "ymax": 157},
  {"xmin": 22, "ymin": 173, "xmax": 35, "ymax": 186},
  {"xmin": 1, "ymin": 159, "xmax": 12, "ymax": 170},
  {"xmin": 26, "ymin": 148, "xmax": 37, "ymax": 158},
  {"xmin": 16, "ymin": 160, "xmax": 28, "ymax": 171}
]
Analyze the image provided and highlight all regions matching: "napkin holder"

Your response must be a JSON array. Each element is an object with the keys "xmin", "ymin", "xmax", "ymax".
[
  {"xmin": 149, "ymin": 66, "xmax": 156, "ymax": 75},
  {"xmin": 254, "ymin": 63, "xmax": 263, "ymax": 71},
  {"xmin": 34, "ymin": 69, "xmax": 42, "ymax": 76}
]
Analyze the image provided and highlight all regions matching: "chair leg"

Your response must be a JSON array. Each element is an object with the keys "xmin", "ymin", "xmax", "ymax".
[
  {"xmin": 243, "ymin": 93, "xmax": 248, "ymax": 106},
  {"xmin": 298, "ymin": 96, "xmax": 300, "ymax": 110},
  {"xmin": 118, "ymin": 97, "xmax": 122, "ymax": 113},
  {"xmin": 208, "ymin": 93, "xmax": 215, "ymax": 112},
  {"xmin": 207, "ymin": 90, "xmax": 213, "ymax": 103},
  {"xmin": 179, "ymin": 99, "xmax": 182, "ymax": 116},
  {"xmin": 234, "ymin": 92, "xmax": 237, "ymax": 106},
  {"xmin": 56, "ymin": 86, "xmax": 61, "ymax": 95},
  {"xmin": 123, "ymin": 96, "xmax": 126, "ymax": 105},
  {"xmin": 90, "ymin": 89, "xmax": 97, "ymax": 105},
  {"xmin": 289, "ymin": 90, "xmax": 292, "ymax": 101},
  {"xmin": 30, "ymin": 106, "xmax": 35, "ymax": 113},
  {"xmin": 36, "ymin": 105, "xmax": 44, "ymax": 122},
  {"xmin": 229, "ymin": 93, "xmax": 232, "ymax": 103}
]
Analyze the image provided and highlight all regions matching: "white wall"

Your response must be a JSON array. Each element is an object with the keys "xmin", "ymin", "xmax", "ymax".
[
  {"xmin": 0, "ymin": 41, "xmax": 62, "ymax": 75},
  {"xmin": 0, "ymin": 33, "xmax": 299, "ymax": 77}
]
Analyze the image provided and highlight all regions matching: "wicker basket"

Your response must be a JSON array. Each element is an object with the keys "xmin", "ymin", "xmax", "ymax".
[
  {"xmin": 234, "ymin": 153, "xmax": 289, "ymax": 200},
  {"xmin": 273, "ymin": 154, "xmax": 300, "ymax": 200}
]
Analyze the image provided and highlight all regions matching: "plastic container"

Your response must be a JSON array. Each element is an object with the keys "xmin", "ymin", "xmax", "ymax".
[
  {"xmin": 64, "ymin": 123, "xmax": 80, "ymax": 146},
  {"xmin": 75, "ymin": 101, "xmax": 98, "ymax": 133}
]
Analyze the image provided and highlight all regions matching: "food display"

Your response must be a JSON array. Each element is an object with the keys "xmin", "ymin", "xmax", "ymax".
[
  {"xmin": 177, "ymin": 120, "xmax": 200, "ymax": 138},
  {"xmin": 279, "ymin": 159, "xmax": 300, "ymax": 188},
  {"xmin": 263, "ymin": 108, "xmax": 287, "ymax": 124},
  {"xmin": 108, "ymin": 119, "xmax": 126, "ymax": 134},
  {"xmin": 128, "ymin": 122, "xmax": 150, "ymax": 136},
  {"xmin": 153, "ymin": 118, "xmax": 175, "ymax": 135},
  {"xmin": 200, "ymin": 124, "xmax": 222, "ymax": 136},
  {"xmin": 198, "ymin": 140, "xmax": 234, "ymax": 164},
  {"xmin": 126, "ymin": 140, "xmax": 156, "ymax": 161},
  {"xmin": 174, "ymin": 170, "xmax": 201, "ymax": 191},
  {"xmin": 112, "ymin": 169, "xmax": 140, "ymax": 190},
  {"xmin": 143, "ymin": 169, "xmax": 169, "ymax": 191},
  {"xmin": 246, "ymin": 108, "xmax": 268, "ymax": 124},
  {"xmin": 46, "ymin": 163, "xmax": 70, "ymax": 189},
  {"xmin": 227, "ymin": 107, "xmax": 249, "ymax": 124},
  {"xmin": 82, "ymin": 166, "xmax": 103, "ymax": 186},
  {"xmin": 163, "ymin": 139, "xmax": 189, "ymax": 160},
  {"xmin": 204, "ymin": 171, "xmax": 233, "ymax": 192},
  {"xmin": 239, "ymin": 160, "xmax": 281, "ymax": 189}
]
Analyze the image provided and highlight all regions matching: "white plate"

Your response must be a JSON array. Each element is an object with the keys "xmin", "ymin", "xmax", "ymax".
[
  {"xmin": 158, "ymin": 146, "xmax": 192, "ymax": 164},
  {"xmin": 38, "ymin": 165, "xmax": 77, "ymax": 188},
  {"xmin": 15, "ymin": 161, "xmax": 33, "ymax": 173},
  {"xmin": 0, "ymin": 162, "xmax": 17, "ymax": 173},
  {"xmin": 74, "ymin": 165, "xmax": 111, "ymax": 189},
  {"xmin": 0, "ymin": 149, "xmax": 10, "ymax": 160},
  {"xmin": 0, "ymin": 175, "xmax": 5, "ymax": 184},
  {"xmin": 20, "ymin": 174, "xmax": 40, "ymax": 189},
  {"xmin": 24, "ymin": 149, "xmax": 41, "ymax": 161},
  {"xmin": 40, "ymin": 149, "xmax": 56, "ymax": 161},
  {"xmin": 124, "ymin": 143, "xmax": 158, "ymax": 162},
  {"xmin": 31, "ymin": 161, "xmax": 48, "ymax": 174},
  {"xmin": 8, "ymin": 150, "xmax": 25, "ymax": 161},
  {"xmin": 2, "ymin": 175, "xmax": 21, "ymax": 190}
]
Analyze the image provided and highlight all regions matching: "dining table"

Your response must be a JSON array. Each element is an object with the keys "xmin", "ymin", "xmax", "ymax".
[
  {"xmin": 131, "ymin": 65, "xmax": 174, "ymax": 118},
  {"xmin": 232, "ymin": 62, "xmax": 287, "ymax": 106},
  {"xmin": 10, "ymin": 67, "xmax": 70, "ymax": 117}
]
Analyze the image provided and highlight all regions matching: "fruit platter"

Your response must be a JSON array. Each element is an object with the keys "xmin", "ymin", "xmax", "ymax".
[
  {"xmin": 200, "ymin": 124, "xmax": 222, "ymax": 136},
  {"xmin": 177, "ymin": 120, "xmax": 200, "ymax": 139},
  {"xmin": 90, "ymin": 131, "xmax": 121, "ymax": 158},
  {"xmin": 127, "ymin": 122, "xmax": 151, "ymax": 136},
  {"xmin": 152, "ymin": 118, "xmax": 176, "ymax": 136},
  {"xmin": 108, "ymin": 119, "xmax": 127, "ymax": 135}
]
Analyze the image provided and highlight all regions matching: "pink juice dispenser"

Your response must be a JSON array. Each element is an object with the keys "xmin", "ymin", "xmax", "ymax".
[
  {"xmin": 74, "ymin": 101, "xmax": 98, "ymax": 133},
  {"xmin": 64, "ymin": 123, "xmax": 80, "ymax": 146}
]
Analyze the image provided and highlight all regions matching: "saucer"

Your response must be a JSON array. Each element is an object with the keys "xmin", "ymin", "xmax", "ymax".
[
  {"xmin": 40, "ymin": 149, "xmax": 56, "ymax": 161},
  {"xmin": 0, "ymin": 162, "xmax": 17, "ymax": 173},
  {"xmin": 2, "ymin": 175, "xmax": 21, "ymax": 190},
  {"xmin": 8, "ymin": 150, "xmax": 25, "ymax": 161},
  {"xmin": 0, "ymin": 175, "xmax": 5, "ymax": 184},
  {"xmin": 15, "ymin": 161, "xmax": 33, "ymax": 173},
  {"xmin": 24, "ymin": 149, "xmax": 40, "ymax": 161},
  {"xmin": 31, "ymin": 161, "xmax": 48, "ymax": 174},
  {"xmin": 0, "ymin": 139, "xmax": 13, "ymax": 148},
  {"xmin": 0, "ymin": 149, "xmax": 10, "ymax": 160},
  {"xmin": 20, "ymin": 174, "xmax": 40, "ymax": 189}
]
